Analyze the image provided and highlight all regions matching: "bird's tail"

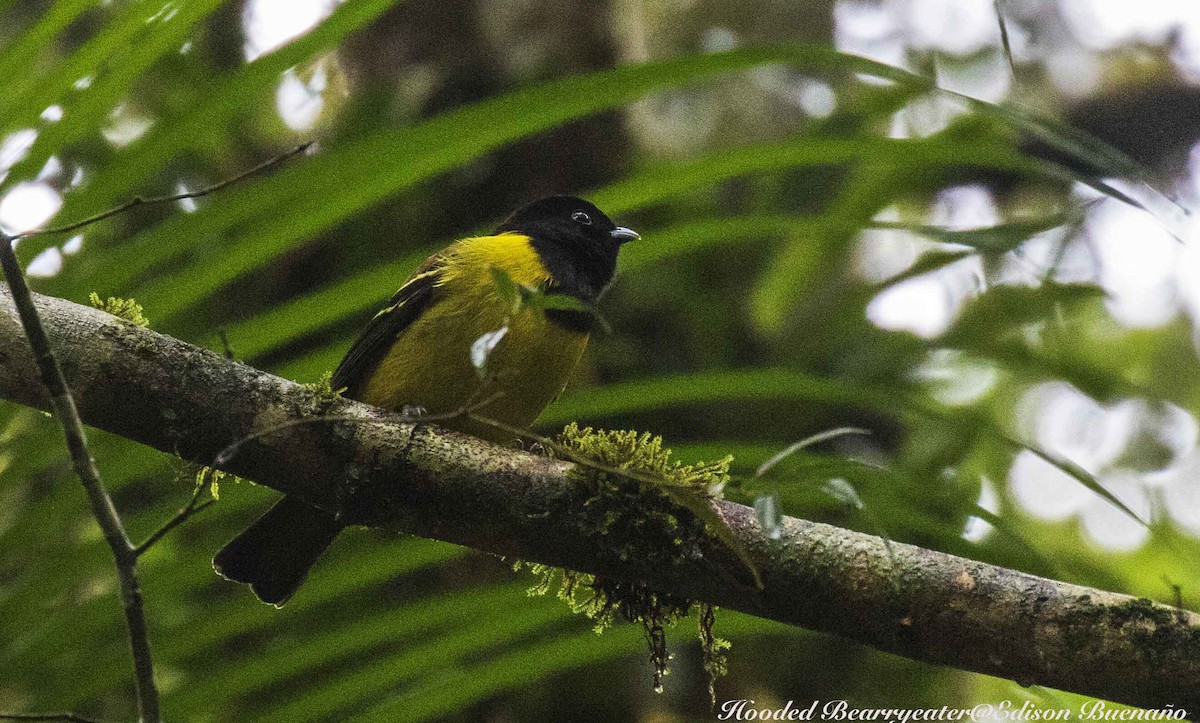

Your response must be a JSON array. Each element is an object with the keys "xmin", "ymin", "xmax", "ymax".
[{"xmin": 213, "ymin": 496, "xmax": 344, "ymax": 606}]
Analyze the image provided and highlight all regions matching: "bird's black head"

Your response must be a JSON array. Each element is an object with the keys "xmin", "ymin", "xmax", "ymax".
[{"xmin": 496, "ymin": 195, "xmax": 638, "ymax": 301}]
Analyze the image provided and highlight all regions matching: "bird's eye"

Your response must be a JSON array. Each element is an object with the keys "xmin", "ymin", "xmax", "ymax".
[{"xmin": 571, "ymin": 211, "xmax": 592, "ymax": 225}]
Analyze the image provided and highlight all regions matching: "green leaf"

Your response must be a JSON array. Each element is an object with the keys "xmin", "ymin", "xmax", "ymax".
[
  {"xmin": 591, "ymin": 137, "xmax": 1044, "ymax": 216},
  {"xmin": 659, "ymin": 480, "xmax": 764, "ymax": 589},
  {"xmin": 221, "ymin": 251, "xmax": 427, "ymax": 362},
  {"xmin": 750, "ymin": 164, "xmax": 905, "ymax": 334},
  {"xmin": 352, "ymin": 610, "xmax": 788, "ymax": 722},
  {"xmin": 0, "ymin": 0, "xmax": 94, "ymax": 118},
  {"xmin": 45, "ymin": 44, "xmax": 913, "ymax": 305},
  {"xmin": 872, "ymin": 211, "xmax": 1076, "ymax": 254},
  {"xmin": 942, "ymin": 283, "xmax": 1106, "ymax": 348},
  {"xmin": 541, "ymin": 294, "xmax": 591, "ymax": 314},
  {"xmin": 246, "ymin": 594, "xmax": 574, "ymax": 723},
  {"xmin": 167, "ymin": 583, "xmax": 534, "ymax": 710},
  {"xmin": 489, "ymin": 266, "xmax": 523, "ymax": 313},
  {"xmin": 542, "ymin": 368, "xmax": 905, "ymax": 426},
  {"xmin": 19, "ymin": 0, "xmax": 403, "ymax": 267},
  {"xmin": 1021, "ymin": 443, "xmax": 1148, "ymax": 527},
  {"xmin": 878, "ymin": 249, "xmax": 976, "ymax": 288},
  {"xmin": 2, "ymin": 0, "xmax": 227, "ymax": 191}
]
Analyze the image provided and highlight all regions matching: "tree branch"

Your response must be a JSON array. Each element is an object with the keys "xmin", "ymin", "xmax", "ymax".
[
  {"xmin": 0, "ymin": 245, "xmax": 160, "ymax": 723},
  {"xmin": 0, "ymin": 287, "xmax": 1196, "ymax": 711}
]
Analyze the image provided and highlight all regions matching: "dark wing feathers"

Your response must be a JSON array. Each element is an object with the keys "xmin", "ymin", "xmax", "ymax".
[{"xmin": 331, "ymin": 253, "xmax": 445, "ymax": 398}]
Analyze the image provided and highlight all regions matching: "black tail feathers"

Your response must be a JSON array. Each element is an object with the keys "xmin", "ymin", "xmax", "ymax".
[{"xmin": 213, "ymin": 496, "xmax": 344, "ymax": 606}]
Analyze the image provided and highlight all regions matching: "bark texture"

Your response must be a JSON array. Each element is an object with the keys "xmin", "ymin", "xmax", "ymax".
[{"xmin": 0, "ymin": 288, "xmax": 1196, "ymax": 710}]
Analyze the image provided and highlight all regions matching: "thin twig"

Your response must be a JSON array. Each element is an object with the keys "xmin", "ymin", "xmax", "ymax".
[
  {"xmin": 134, "ymin": 471, "xmax": 217, "ymax": 557},
  {"xmin": 0, "ymin": 235, "xmax": 160, "ymax": 721},
  {"xmin": 209, "ymin": 392, "xmax": 506, "ymax": 468},
  {"xmin": 0, "ymin": 713, "xmax": 107, "ymax": 723},
  {"xmin": 207, "ymin": 391, "xmax": 679, "ymax": 494},
  {"xmin": 10, "ymin": 143, "xmax": 313, "ymax": 241},
  {"xmin": 136, "ymin": 499, "xmax": 214, "ymax": 556},
  {"xmin": 0, "ymin": 141, "xmax": 313, "ymax": 723}
]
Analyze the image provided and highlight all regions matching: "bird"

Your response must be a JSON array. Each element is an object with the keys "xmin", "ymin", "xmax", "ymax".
[{"xmin": 212, "ymin": 196, "xmax": 638, "ymax": 605}]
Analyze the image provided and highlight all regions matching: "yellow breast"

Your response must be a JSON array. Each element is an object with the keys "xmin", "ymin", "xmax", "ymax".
[{"xmin": 358, "ymin": 233, "xmax": 589, "ymax": 443}]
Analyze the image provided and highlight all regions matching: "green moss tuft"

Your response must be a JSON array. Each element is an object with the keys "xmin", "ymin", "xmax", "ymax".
[
  {"xmin": 302, "ymin": 370, "xmax": 347, "ymax": 411},
  {"xmin": 88, "ymin": 292, "xmax": 149, "ymax": 327},
  {"xmin": 556, "ymin": 423, "xmax": 760, "ymax": 586},
  {"xmin": 556, "ymin": 422, "xmax": 731, "ymax": 493},
  {"xmin": 514, "ymin": 424, "xmax": 736, "ymax": 700}
]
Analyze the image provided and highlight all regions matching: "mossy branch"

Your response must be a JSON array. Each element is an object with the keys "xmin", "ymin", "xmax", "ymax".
[
  {"xmin": 0, "ymin": 287, "xmax": 1197, "ymax": 711},
  {"xmin": 514, "ymin": 424, "xmax": 739, "ymax": 698}
]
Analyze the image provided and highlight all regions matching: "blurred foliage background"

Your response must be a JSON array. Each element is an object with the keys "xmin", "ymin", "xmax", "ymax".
[{"xmin": 2, "ymin": 0, "xmax": 1200, "ymax": 720}]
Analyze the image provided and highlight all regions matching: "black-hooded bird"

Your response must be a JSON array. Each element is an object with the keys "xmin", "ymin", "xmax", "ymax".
[{"xmin": 213, "ymin": 196, "xmax": 638, "ymax": 605}]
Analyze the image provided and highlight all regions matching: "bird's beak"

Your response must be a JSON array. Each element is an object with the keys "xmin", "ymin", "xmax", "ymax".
[{"xmin": 610, "ymin": 226, "xmax": 640, "ymax": 243}]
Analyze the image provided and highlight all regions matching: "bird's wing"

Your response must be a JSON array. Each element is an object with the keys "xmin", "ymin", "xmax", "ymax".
[{"xmin": 331, "ymin": 252, "xmax": 445, "ymax": 398}]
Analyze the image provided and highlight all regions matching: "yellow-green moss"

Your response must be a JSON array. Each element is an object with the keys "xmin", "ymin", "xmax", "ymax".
[
  {"xmin": 196, "ymin": 465, "xmax": 229, "ymax": 500},
  {"xmin": 302, "ymin": 370, "xmax": 346, "ymax": 411},
  {"xmin": 515, "ymin": 424, "xmax": 736, "ymax": 702},
  {"xmin": 556, "ymin": 423, "xmax": 730, "ymax": 489},
  {"xmin": 88, "ymin": 292, "xmax": 149, "ymax": 327}
]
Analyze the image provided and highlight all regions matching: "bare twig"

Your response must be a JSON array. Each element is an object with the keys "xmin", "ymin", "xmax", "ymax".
[
  {"xmin": 10, "ymin": 143, "xmax": 312, "ymax": 241},
  {"xmin": 210, "ymin": 392, "xmax": 504, "ymax": 468},
  {"xmin": 0, "ymin": 235, "xmax": 160, "ymax": 721},
  {"xmin": 133, "ymin": 470, "xmax": 217, "ymax": 557},
  {"xmin": 135, "ymin": 499, "xmax": 215, "ymax": 556},
  {"xmin": 0, "ymin": 713, "xmax": 107, "ymax": 723},
  {"xmin": 0, "ymin": 143, "xmax": 312, "ymax": 721}
]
